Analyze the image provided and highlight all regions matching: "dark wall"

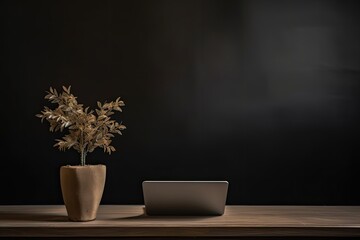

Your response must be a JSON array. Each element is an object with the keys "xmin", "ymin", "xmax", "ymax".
[{"xmin": 1, "ymin": 0, "xmax": 360, "ymax": 205}]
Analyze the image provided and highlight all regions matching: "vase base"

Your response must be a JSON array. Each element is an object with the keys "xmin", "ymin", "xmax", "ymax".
[{"xmin": 68, "ymin": 217, "xmax": 96, "ymax": 222}]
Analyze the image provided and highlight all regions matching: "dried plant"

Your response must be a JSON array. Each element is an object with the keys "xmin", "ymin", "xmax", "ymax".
[{"xmin": 36, "ymin": 86, "xmax": 126, "ymax": 166}]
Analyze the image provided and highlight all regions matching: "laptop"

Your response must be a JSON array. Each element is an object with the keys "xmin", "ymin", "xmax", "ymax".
[{"xmin": 142, "ymin": 181, "xmax": 228, "ymax": 216}]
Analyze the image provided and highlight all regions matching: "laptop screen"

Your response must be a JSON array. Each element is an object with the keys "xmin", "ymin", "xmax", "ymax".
[{"xmin": 142, "ymin": 181, "xmax": 228, "ymax": 216}]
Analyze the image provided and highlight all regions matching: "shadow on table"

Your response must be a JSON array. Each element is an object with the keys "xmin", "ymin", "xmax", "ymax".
[
  {"xmin": 0, "ymin": 211, "xmax": 68, "ymax": 222},
  {"xmin": 113, "ymin": 206, "xmax": 221, "ymax": 221}
]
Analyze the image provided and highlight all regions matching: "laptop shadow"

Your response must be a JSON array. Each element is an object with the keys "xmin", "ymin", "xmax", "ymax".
[{"xmin": 113, "ymin": 207, "xmax": 221, "ymax": 221}]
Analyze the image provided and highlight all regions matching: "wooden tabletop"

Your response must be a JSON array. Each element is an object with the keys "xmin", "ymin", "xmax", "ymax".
[{"xmin": 0, "ymin": 205, "xmax": 360, "ymax": 237}]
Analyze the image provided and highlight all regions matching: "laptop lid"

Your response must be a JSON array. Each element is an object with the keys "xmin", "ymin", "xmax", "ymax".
[{"xmin": 142, "ymin": 181, "xmax": 228, "ymax": 216}]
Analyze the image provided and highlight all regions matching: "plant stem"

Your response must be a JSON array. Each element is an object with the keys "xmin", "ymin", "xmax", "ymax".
[
  {"xmin": 80, "ymin": 148, "xmax": 85, "ymax": 166},
  {"xmin": 80, "ymin": 130, "xmax": 86, "ymax": 166}
]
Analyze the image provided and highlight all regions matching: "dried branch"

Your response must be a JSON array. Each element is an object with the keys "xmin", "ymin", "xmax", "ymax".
[{"xmin": 36, "ymin": 86, "xmax": 126, "ymax": 166}]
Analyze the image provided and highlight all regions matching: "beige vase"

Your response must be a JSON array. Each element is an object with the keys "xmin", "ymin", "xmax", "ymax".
[{"xmin": 60, "ymin": 164, "xmax": 106, "ymax": 221}]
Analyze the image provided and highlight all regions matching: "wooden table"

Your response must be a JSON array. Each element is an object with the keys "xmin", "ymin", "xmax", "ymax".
[{"xmin": 0, "ymin": 205, "xmax": 360, "ymax": 238}]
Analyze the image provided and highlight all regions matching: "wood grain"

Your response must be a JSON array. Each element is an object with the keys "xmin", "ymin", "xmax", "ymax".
[{"xmin": 0, "ymin": 205, "xmax": 359, "ymax": 237}]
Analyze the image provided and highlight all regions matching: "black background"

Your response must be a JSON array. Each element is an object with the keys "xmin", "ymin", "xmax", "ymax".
[{"xmin": 1, "ymin": 0, "xmax": 360, "ymax": 205}]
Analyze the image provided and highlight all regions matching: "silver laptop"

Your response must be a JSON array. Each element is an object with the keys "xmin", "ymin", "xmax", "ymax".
[{"xmin": 142, "ymin": 181, "xmax": 228, "ymax": 216}]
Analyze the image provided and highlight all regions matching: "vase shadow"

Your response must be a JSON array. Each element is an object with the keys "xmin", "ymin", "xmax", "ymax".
[{"xmin": 0, "ymin": 211, "xmax": 68, "ymax": 222}]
